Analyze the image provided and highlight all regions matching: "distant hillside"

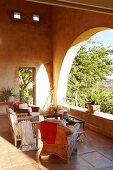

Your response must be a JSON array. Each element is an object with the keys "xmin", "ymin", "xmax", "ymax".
[{"xmin": 98, "ymin": 79, "xmax": 113, "ymax": 88}]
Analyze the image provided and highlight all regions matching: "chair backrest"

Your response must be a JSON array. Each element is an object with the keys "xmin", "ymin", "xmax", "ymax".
[{"xmin": 13, "ymin": 102, "xmax": 29, "ymax": 113}]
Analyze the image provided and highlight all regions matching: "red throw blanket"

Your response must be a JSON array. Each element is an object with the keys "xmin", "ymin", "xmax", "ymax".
[{"xmin": 40, "ymin": 121, "xmax": 57, "ymax": 144}]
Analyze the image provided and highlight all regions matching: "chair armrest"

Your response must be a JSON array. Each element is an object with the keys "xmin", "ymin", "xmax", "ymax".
[
  {"xmin": 17, "ymin": 116, "xmax": 33, "ymax": 122},
  {"xmin": 72, "ymin": 123, "xmax": 80, "ymax": 133},
  {"xmin": 62, "ymin": 125, "xmax": 73, "ymax": 136},
  {"xmin": 16, "ymin": 109, "xmax": 30, "ymax": 114},
  {"xmin": 31, "ymin": 106, "xmax": 40, "ymax": 112}
]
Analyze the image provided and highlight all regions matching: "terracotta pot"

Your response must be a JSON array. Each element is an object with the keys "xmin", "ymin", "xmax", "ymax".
[{"xmin": 88, "ymin": 104, "xmax": 100, "ymax": 113}]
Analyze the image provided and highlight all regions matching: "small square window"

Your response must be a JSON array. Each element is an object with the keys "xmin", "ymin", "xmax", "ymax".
[
  {"xmin": 32, "ymin": 14, "xmax": 39, "ymax": 22},
  {"xmin": 13, "ymin": 12, "xmax": 21, "ymax": 20}
]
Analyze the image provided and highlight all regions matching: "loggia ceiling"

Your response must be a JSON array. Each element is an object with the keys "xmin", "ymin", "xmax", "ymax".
[{"xmin": 25, "ymin": 0, "xmax": 113, "ymax": 15}]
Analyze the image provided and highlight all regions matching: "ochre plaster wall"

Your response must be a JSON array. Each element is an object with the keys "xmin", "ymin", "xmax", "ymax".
[
  {"xmin": 51, "ymin": 6, "xmax": 113, "ymax": 104},
  {"xmin": 0, "ymin": 0, "xmax": 53, "ymax": 100},
  {"xmin": 1, "ymin": 1, "xmax": 113, "ymax": 105}
]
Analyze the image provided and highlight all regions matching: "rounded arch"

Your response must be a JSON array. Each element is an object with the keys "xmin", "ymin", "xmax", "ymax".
[{"xmin": 57, "ymin": 27, "xmax": 111, "ymax": 105}]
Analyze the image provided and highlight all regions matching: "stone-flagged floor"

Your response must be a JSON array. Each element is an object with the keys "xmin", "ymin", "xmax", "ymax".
[{"xmin": 0, "ymin": 115, "xmax": 113, "ymax": 170}]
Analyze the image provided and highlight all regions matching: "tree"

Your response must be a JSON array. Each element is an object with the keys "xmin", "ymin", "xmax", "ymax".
[
  {"xmin": 67, "ymin": 39, "xmax": 113, "ymax": 106},
  {"xmin": 19, "ymin": 68, "xmax": 33, "ymax": 91},
  {"xmin": 19, "ymin": 68, "xmax": 33, "ymax": 102}
]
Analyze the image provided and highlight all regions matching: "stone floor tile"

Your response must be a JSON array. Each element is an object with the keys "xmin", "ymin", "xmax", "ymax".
[
  {"xmin": 1, "ymin": 115, "xmax": 113, "ymax": 170},
  {"xmin": 101, "ymin": 167, "xmax": 113, "ymax": 170},
  {"xmin": 98, "ymin": 148, "xmax": 113, "ymax": 162},
  {"xmin": 81, "ymin": 151, "xmax": 113, "ymax": 169},
  {"xmin": 68, "ymin": 154, "xmax": 96, "ymax": 170}
]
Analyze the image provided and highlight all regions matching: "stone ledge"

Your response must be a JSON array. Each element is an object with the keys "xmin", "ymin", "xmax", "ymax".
[
  {"xmin": 65, "ymin": 104, "xmax": 113, "ymax": 120},
  {"xmin": 63, "ymin": 104, "xmax": 113, "ymax": 140}
]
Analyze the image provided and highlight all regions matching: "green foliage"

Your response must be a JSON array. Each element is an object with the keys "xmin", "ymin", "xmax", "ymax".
[
  {"xmin": 20, "ymin": 88, "xmax": 33, "ymax": 104},
  {"xmin": 85, "ymin": 88, "xmax": 112, "ymax": 104},
  {"xmin": 19, "ymin": 68, "xmax": 33, "ymax": 90},
  {"xmin": 100, "ymin": 105, "xmax": 113, "ymax": 115},
  {"xmin": 67, "ymin": 39, "xmax": 113, "ymax": 96},
  {"xmin": 19, "ymin": 68, "xmax": 33, "ymax": 104},
  {"xmin": 66, "ymin": 38, "xmax": 113, "ymax": 114}
]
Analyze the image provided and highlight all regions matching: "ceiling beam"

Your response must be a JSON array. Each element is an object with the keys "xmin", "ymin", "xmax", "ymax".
[{"xmin": 25, "ymin": 0, "xmax": 113, "ymax": 15}]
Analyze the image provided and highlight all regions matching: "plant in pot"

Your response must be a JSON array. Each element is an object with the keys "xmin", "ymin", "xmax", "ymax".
[
  {"xmin": 52, "ymin": 105, "xmax": 59, "ymax": 114},
  {"xmin": 1, "ymin": 87, "xmax": 16, "ymax": 102},
  {"xmin": 87, "ymin": 98, "xmax": 100, "ymax": 114}
]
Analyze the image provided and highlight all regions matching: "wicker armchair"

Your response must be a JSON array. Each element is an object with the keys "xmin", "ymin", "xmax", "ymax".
[
  {"xmin": 13, "ymin": 102, "xmax": 40, "ymax": 118},
  {"xmin": 7, "ymin": 108, "xmax": 39, "ymax": 147},
  {"xmin": 38, "ymin": 119, "xmax": 80, "ymax": 160}
]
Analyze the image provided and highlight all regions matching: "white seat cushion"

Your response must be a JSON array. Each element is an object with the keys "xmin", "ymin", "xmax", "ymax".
[{"xmin": 19, "ymin": 103, "xmax": 28, "ymax": 109}]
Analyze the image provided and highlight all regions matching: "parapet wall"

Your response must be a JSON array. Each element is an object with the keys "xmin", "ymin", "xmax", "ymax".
[{"xmin": 69, "ymin": 106, "xmax": 113, "ymax": 140}]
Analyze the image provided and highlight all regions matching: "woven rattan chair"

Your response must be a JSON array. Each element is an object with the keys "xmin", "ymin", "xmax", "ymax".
[
  {"xmin": 7, "ymin": 108, "xmax": 39, "ymax": 147},
  {"xmin": 38, "ymin": 119, "xmax": 80, "ymax": 160}
]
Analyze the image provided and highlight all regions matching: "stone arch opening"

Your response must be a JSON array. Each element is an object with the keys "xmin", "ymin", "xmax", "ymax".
[{"xmin": 57, "ymin": 27, "xmax": 110, "ymax": 105}]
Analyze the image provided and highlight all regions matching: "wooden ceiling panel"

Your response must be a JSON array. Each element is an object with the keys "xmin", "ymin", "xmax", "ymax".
[{"xmin": 25, "ymin": 0, "xmax": 113, "ymax": 15}]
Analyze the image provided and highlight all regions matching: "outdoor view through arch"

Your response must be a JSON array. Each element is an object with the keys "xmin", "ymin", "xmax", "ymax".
[{"xmin": 66, "ymin": 29, "xmax": 113, "ymax": 115}]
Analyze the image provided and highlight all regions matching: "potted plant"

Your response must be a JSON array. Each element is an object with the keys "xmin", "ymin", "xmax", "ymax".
[
  {"xmin": 52, "ymin": 105, "xmax": 59, "ymax": 114},
  {"xmin": 87, "ymin": 98, "xmax": 100, "ymax": 114},
  {"xmin": 1, "ymin": 87, "xmax": 16, "ymax": 102}
]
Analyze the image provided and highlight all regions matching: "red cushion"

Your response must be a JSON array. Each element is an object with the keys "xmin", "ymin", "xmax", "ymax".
[{"xmin": 14, "ymin": 102, "xmax": 24, "ymax": 106}]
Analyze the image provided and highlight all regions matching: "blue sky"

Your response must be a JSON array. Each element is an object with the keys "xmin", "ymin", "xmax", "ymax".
[
  {"xmin": 89, "ymin": 29, "xmax": 113, "ymax": 79},
  {"xmin": 91, "ymin": 29, "xmax": 113, "ymax": 47}
]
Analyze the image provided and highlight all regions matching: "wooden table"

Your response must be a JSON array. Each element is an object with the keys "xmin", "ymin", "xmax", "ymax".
[
  {"xmin": 43, "ymin": 113, "xmax": 63, "ymax": 120},
  {"xmin": 66, "ymin": 115, "xmax": 85, "ymax": 131},
  {"xmin": 66, "ymin": 115, "xmax": 86, "ymax": 140}
]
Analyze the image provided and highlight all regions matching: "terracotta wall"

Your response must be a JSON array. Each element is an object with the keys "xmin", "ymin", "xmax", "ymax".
[
  {"xmin": 1, "ymin": 1, "xmax": 113, "ymax": 104},
  {"xmin": 51, "ymin": 6, "xmax": 113, "ymax": 104},
  {"xmin": 0, "ymin": 0, "xmax": 53, "ymax": 100}
]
